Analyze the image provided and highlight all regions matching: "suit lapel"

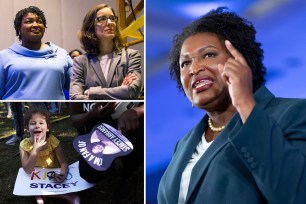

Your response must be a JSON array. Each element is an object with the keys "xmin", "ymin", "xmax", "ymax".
[
  {"xmin": 253, "ymin": 86, "xmax": 275, "ymax": 109},
  {"xmin": 106, "ymin": 51, "xmax": 121, "ymax": 87},
  {"xmin": 185, "ymin": 86, "xmax": 275, "ymax": 202},
  {"xmin": 186, "ymin": 113, "xmax": 242, "ymax": 201},
  {"xmin": 165, "ymin": 116, "xmax": 206, "ymax": 203},
  {"xmin": 89, "ymin": 56, "xmax": 107, "ymax": 86}
]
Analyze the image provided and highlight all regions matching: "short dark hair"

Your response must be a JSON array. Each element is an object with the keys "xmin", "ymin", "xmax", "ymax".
[
  {"xmin": 78, "ymin": 4, "xmax": 124, "ymax": 56},
  {"xmin": 169, "ymin": 7, "xmax": 266, "ymax": 92},
  {"xmin": 24, "ymin": 108, "xmax": 51, "ymax": 137},
  {"xmin": 14, "ymin": 6, "xmax": 47, "ymax": 41},
  {"xmin": 69, "ymin": 49, "xmax": 83, "ymax": 57}
]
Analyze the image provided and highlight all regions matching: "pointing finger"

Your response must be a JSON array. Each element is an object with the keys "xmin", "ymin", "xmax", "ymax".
[{"xmin": 225, "ymin": 40, "xmax": 247, "ymax": 65}]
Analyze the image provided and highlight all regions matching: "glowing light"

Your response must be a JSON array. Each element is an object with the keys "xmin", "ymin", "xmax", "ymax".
[{"xmin": 177, "ymin": 2, "xmax": 233, "ymax": 18}]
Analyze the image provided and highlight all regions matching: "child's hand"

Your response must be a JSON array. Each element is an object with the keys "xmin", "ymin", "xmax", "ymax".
[
  {"xmin": 53, "ymin": 172, "xmax": 67, "ymax": 183},
  {"xmin": 32, "ymin": 135, "xmax": 47, "ymax": 153}
]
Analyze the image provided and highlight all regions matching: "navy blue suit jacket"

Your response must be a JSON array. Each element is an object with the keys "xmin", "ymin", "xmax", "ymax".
[{"xmin": 158, "ymin": 86, "xmax": 306, "ymax": 204}]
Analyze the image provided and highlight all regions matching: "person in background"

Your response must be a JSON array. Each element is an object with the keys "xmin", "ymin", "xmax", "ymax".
[
  {"xmin": 158, "ymin": 7, "xmax": 306, "ymax": 204},
  {"xmin": 70, "ymin": 4, "xmax": 142, "ymax": 100},
  {"xmin": 0, "ymin": 6, "xmax": 72, "ymax": 100},
  {"xmin": 5, "ymin": 103, "xmax": 24, "ymax": 145},
  {"xmin": 65, "ymin": 49, "xmax": 83, "ymax": 100},
  {"xmin": 69, "ymin": 49, "xmax": 83, "ymax": 59},
  {"xmin": 19, "ymin": 108, "xmax": 80, "ymax": 204},
  {"xmin": 4, "ymin": 102, "xmax": 13, "ymax": 118},
  {"xmin": 70, "ymin": 102, "xmax": 144, "ymax": 202}
]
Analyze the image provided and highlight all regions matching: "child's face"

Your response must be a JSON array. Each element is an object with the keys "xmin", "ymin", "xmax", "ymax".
[{"xmin": 28, "ymin": 113, "xmax": 49, "ymax": 142}]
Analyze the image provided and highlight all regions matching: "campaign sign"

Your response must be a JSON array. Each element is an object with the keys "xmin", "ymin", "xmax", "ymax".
[
  {"xmin": 13, "ymin": 162, "xmax": 95, "ymax": 196},
  {"xmin": 73, "ymin": 123, "xmax": 133, "ymax": 171}
]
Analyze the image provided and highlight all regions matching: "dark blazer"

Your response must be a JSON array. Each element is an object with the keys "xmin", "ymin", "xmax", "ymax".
[
  {"xmin": 70, "ymin": 48, "xmax": 142, "ymax": 100},
  {"xmin": 158, "ymin": 86, "xmax": 306, "ymax": 204}
]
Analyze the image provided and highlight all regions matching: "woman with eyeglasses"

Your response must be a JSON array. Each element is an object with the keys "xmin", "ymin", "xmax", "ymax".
[
  {"xmin": 0, "ymin": 6, "xmax": 72, "ymax": 100},
  {"xmin": 70, "ymin": 4, "xmax": 142, "ymax": 100}
]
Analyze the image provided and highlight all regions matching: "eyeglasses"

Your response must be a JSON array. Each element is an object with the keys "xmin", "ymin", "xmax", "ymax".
[{"xmin": 96, "ymin": 15, "xmax": 118, "ymax": 24}]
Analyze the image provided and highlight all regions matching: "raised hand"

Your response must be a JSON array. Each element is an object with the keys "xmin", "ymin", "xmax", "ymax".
[
  {"xmin": 218, "ymin": 40, "xmax": 255, "ymax": 122},
  {"xmin": 32, "ymin": 135, "xmax": 47, "ymax": 153}
]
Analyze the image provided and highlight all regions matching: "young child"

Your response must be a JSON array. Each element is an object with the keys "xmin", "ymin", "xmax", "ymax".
[{"xmin": 19, "ymin": 108, "xmax": 80, "ymax": 204}]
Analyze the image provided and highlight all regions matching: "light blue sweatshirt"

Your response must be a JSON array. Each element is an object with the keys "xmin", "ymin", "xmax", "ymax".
[{"xmin": 0, "ymin": 42, "xmax": 72, "ymax": 100}]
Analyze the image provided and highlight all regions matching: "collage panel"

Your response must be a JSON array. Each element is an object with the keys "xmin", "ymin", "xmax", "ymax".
[
  {"xmin": 146, "ymin": 0, "xmax": 306, "ymax": 204},
  {"xmin": 0, "ymin": 0, "xmax": 144, "ymax": 100},
  {"xmin": 0, "ymin": 102, "xmax": 144, "ymax": 203}
]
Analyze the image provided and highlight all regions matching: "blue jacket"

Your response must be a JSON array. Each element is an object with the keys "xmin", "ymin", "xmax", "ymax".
[
  {"xmin": 0, "ymin": 42, "xmax": 72, "ymax": 100},
  {"xmin": 158, "ymin": 86, "xmax": 306, "ymax": 204}
]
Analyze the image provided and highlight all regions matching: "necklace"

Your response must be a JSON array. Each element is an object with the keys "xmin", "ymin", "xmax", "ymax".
[{"xmin": 208, "ymin": 117, "xmax": 226, "ymax": 132}]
